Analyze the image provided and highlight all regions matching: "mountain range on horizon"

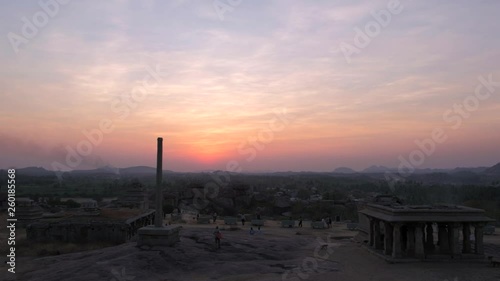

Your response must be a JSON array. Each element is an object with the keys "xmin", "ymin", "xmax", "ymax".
[{"xmin": 3, "ymin": 162, "xmax": 500, "ymax": 177}]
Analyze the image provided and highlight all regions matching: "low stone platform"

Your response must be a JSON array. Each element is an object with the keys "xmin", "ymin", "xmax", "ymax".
[
  {"xmin": 347, "ymin": 223, "xmax": 358, "ymax": 230},
  {"xmin": 281, "ymin": 220, "xmax": 295, "ymax": 228},
  {"xmin": 252, "ymin": 219, "xmax": 264, "ymax": 226},
  {"xmin": 197, "ymin": 216, "xmax": 211, "ymax": 224},
  {"xmin": 312, "ymin": 221, "xmax": 327, "ymax": 229},
  {"xmin": 224, "ymin": 217, "xmax": 238, "ymax": 225},
  {"xmin": 137, "ymin": 225, "xmax": 181, "ymax": 248}
]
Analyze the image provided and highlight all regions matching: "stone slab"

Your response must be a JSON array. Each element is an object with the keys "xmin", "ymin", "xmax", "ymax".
[
  {"xmin": 224, "ymin": 217, "xmax": 238, "ymax": 225},
  {"xmin": 251, "ymin": 219, "xmax": 264, "ymax": 226},
  {"xmin": 347, "ymin": 223, "xmax": 358, "ymax": 230},
  {"xmin": 312, "ymin": 221, "xmax": 327, "ymax": 229},
  {"xmin": 137, "ymin": 225, "xmax": 181, "ymax": 247},
  {"xmin": 281, "ymin": 220, "xmax": 295, "ymax": 228}
]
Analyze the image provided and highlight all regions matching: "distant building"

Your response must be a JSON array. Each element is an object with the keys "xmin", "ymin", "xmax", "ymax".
[
  {"xmin": 80, "ymin": 199, "xmax": 98, "ymax": 211},
  {"xmin": 309, "ymin": 194, "xmax": 323, "ymax": 201},
  {"xmin": 118, "ymin": 181, "xmax": 151, "ymax": 209},
  {"xmin": 16, "ymin": 197, "xmax": 44, "ymax": 227}
]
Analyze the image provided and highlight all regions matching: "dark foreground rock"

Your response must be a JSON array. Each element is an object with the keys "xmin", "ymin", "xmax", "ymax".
[{"xmin": 16, "ymin": 228, "xmax": 339, "ymax": 281}]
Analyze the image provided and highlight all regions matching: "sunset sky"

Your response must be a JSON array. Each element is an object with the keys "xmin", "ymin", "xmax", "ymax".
[{"xmin": 1, "ymin": 0, "xmax": 500, "ymax": 172}]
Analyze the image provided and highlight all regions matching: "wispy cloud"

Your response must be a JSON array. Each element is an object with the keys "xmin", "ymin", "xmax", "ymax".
[{"xmin": 1, "ymin": 0, "xmax": 500, "ymax": 171}]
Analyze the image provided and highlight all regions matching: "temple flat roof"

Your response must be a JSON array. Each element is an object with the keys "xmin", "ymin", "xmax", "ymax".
[{"xmin": 359, "ymin": 203, "xmax": 495, "ymax": 223}]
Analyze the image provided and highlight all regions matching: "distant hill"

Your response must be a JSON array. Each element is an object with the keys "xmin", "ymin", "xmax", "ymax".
[
  {"xmin": 451, "ymin": 166, "xmax": 488, "ymax": 174},
  {"xmin": 66, "ymin": 166, "xmax": 174, "ymax": 176},
  {"xmin": 484, "ymin": 162, "xmax": 500, "ymax": 175},
  {"xmin": 413, "ymin": 168, "xmax": 451, "ymax": 174},
  {"xmin": 69, "ymin": 166, "xmax": 120, "ymax": 176},
  {"xmin": 333, "ymin": 167, "xmax": 357, "ymax": 174},
  {"xmin": 17, "ymin": 167, "xmax": 55, "ymax": 176},
  {"xmin": 119, "ymin": 166, "xmax": 156, "ymax": 175},
  {"xmin": 362, "ymin": 165, "xmax": 392, "ymax": 173}
]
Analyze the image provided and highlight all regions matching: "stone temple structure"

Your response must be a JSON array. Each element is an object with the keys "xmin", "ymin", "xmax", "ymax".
[
  {"xmin": 16, "ymin": 197, "xmax": 44, "ymax": 227},
  {"xmin": 358, "ymin": 195, "xmax": 494, "ymax": 261},
  {"xmin": 118, "ymin": 180, "xmax": 150, "ymax": 210}
]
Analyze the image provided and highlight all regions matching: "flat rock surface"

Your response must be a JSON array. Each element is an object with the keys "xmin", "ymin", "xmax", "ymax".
[{"xmin": 2, "ymin": 223, "xmax": 500, "ymax": 281}]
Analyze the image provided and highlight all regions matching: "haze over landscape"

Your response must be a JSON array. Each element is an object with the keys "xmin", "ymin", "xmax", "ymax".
[{"xmin": 1, "ymin": 0, "xmax": 500, "ymax": 172}]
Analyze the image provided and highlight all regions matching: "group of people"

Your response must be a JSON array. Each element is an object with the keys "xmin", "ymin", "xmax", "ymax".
[
  {"xmin": 212, "ymin": 213, "xmax": 265, "ymax": 250},
  {"xmin": 208, "ymin": 212, "xmax": 252, "ymax": 226},
  {"xmin": 297, "ymin": 216, "xmax": 334, "ymax": 228},
  {"xmin": 248, "ymin": 226, "xmax": 263, "ymax": 235},
  {"xmin": 211, "ymin": 214, "xmax": 339, "ymax": 250},
  {"xmin": 322, "ymin": 216, "xmax": 333, "ymax": 228},
  {"xmin": 213, "ymin": 225, "xmax": 263, "ymax": 250}
]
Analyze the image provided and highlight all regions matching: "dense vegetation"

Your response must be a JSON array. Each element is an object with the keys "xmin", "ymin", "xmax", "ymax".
[{"xmin": 1, "ymin": 170, "xmax": 499, "ymax": 222}]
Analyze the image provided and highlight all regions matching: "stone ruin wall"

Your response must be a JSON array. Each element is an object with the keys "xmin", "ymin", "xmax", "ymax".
[{"xmin": 26, "ymin": 210, "xmax": 155, "ymax": 244}]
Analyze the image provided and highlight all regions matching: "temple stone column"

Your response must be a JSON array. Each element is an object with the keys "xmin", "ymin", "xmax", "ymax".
[
  {"xmin": 384, "ymin": 222, "xmax": 394, "ymax": 255},
  {"xmin": 438, "ymin": 223, "xmax": 449, "ymax": 254},
  {"xmin": 154, "ymin": 137, "xmax": 164, "ymax": 227},
  {"xmin": 374, "ymin": 219, "xmax": 382, "ymax": 250},
  {"xmin": 369, "ymin": 218, "xmax": 375, "ymax": 247},
  {"xmin": 407, "ymin": 225, "xmax": 415, "ymax": 256},
  {"xmin": 414, "ymin": 223, "xmax": 425, "ymax": 259},
  {"xmin": 474, "ymin": 224, "xmax": 484, "ymax": 255},
  {"xmin": 425, "ymin": 223, "xmax": 435, "ymax": 250},
  {"xmin": 448, "ymin": 223, "xmax": 461, "ymax": 258},
  {"xmin": 392, "ymin": 223, "xmax": 402, "ymax": 258},
  {"xmin": 137, "ymin": 137, "xmax": 181, "ymax": 248},
  {"xmin": 462, "ymin": 223, "xmax": 471, "ymax": 254}
]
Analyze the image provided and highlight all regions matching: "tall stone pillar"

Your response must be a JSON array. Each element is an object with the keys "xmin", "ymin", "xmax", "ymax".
[
  {"xmin": 155, "ymin": 137, "xmax": 164, "ymax": 227},
  {"xmin": 438, "ymin": 223, "xmax": 449, "ymax": 254},
  {"xmin": 448, "ymin": 223, "xmax": 461, "ymax": 258},
  {"xmin": 425, "ymin": 223, "xmax": 435, "ymax": 250},
  {"xmin": 137, "ymin": 137, "xmax": 181, "ymax": 248},
  {"xmin": 407, "ymin": 225, "xmax": 415, "ymax": 256},
  {"xmin": 414, "ymin": 223, "xmax": 425, "ymax": 259},
  {"xmin": 474, "ymin": 224, "xmax": 484, "ymax": 255},
  {"xmin": 462, "ymin": 223, "xmax": 471, "ymax": 254},
  {"xmin": 392, "ymin": 223, "xmax": 402, "ymax": 258},
  {"xmin": 374, "ymin": 219, "xmax": 382, "ymax": 250},
  {"xmin": 369, "ymin": 218, "xmax": 375, "ymax": 247},
  {"xmin": 384, "ymin": 222, "xmax": 394, "ymax": 255}
]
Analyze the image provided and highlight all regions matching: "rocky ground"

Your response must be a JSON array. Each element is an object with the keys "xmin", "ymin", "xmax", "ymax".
[{"xmin": 1, "ymin": 221, "xmax": 499, "ymax": 281}]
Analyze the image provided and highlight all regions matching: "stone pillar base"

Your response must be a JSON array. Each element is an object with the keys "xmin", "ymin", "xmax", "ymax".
[{"xmin": 137, "ymin": 225, "xmax": 181, "ymax": 248}]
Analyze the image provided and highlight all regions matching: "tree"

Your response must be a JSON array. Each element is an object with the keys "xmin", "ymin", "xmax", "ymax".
[
  {"xmin": 297, "ymin": 189, "xmax": 311, "ymax": 200},
  {"xmin": 65, "ymin": 199, "xmax": 81, "ymax": 208},
  {"xmin": 163, "ymin": 203, "xmax": 174, "ymax": 214}
]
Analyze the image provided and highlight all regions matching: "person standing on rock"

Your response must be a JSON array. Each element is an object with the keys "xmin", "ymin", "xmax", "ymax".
[
  {"xmin": 241, "ymin": 214, "xmax": 246, "ymax": 226},
  {"xmin": 298, "ymin": 216, "xmax": 303, "ymax": 228},
  {"xmin": 214, "ymin": 226, "xmax": 222, "ymax": 249}
]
